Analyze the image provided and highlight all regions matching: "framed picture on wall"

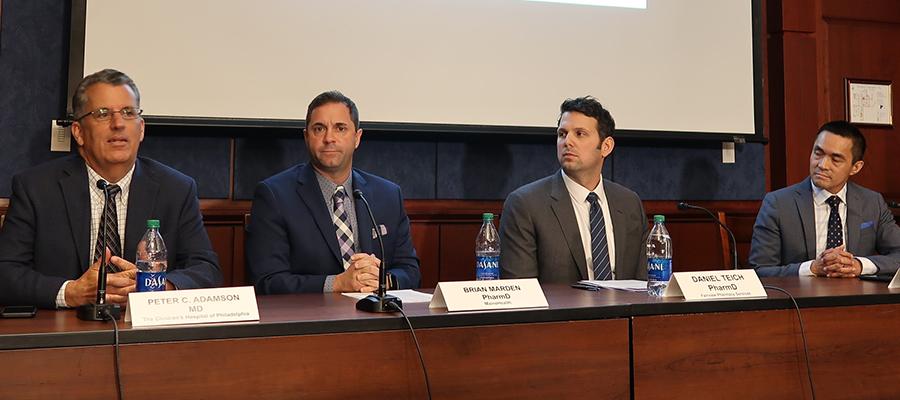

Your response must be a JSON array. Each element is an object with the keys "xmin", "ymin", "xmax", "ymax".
[{"xmin": 845, "ymin": 79, "xmax": 893, "ymax": 127}]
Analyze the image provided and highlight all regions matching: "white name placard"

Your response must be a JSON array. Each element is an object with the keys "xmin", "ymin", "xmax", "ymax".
[
  {"xmin": 889, "ymin": 269, "xmax": 900, "ymax": 289},
  {"xmin": 125, "ymin": 286, "xmax": 260, "ymax": 327},
  {"xmin": 429, "ymin": 278, "xmax": 548, "ymax": 312},
  {"xmin": 662, "ymin": 270, "xmax": 766, "ymax": 301}
]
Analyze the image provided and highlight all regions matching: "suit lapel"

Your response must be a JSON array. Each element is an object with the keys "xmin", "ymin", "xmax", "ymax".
[
  {"xmin": 794, "ymin": 179, "xmax": 817, "ymax": 260},
  {"xmin": 296, "ymin": 164, "xmax": 342, "ymax": 263},
  {"xmin": 124, "ymin": 159, "xmax": 159, "ymax": 262},
  {"xmin": 550, "ymin": 171, "xmax": 587, "ymax": 280},
  {"xmin": 604, "ymin": 181, "xmax": 627, "ymax": 275},
  {"xmin": 59, "ymin": 157, "xmax": 91, "ymax": 271},
  {"xmin": 351, "ymin": 171, "xmax": 375, "ymax": 255},
  {"xmin": 845, "ymin": 183, "xmax": 862, "ymax": 253}
]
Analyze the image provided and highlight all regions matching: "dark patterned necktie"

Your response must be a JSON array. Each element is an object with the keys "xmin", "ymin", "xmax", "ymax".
[
  {"xmin": 93, "ymin": 184, "xmax": 122, "ymax": 270},
  {"xmin": 587, "ymin": 193, "xmax": 612, "ymax": 280},
  {"xmin": 332, "ymin": 186, "xmax": 355, "ymax": 269},
  {"xmin": 825, "ymin": 195, "xmax": 843, "ymax": 249}
]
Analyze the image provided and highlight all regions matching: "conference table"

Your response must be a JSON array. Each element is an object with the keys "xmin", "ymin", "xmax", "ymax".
[{"xmin": 1, "ymin": 278, "xmax": 898, "ymax": 400}]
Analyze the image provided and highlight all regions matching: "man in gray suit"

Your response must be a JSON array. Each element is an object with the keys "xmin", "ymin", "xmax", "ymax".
[
  {"xmin": 749, "ymin": 120, "xmax": 900, "ymax": 277},
  {"xmin": 500, "ymin": 96, "xmax": 648, "ymax": 283}
]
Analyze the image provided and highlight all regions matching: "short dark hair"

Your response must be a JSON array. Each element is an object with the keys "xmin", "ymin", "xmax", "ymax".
[
  {"xmin": 72, "ymin": 69, "xmax": 140, "ymax": 117},
  {"xmin": 818, "ymin": 120, "xmax": 866, "ymax": 162},
  {"xmin": 558, "ymin": 96, "xmax": 615, "ymax": 139},
  {"xmin": 305, "ymin": 91, "xmax": 359, "ymax": 130}
]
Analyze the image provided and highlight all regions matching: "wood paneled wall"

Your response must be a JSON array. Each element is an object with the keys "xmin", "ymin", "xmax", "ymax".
[
  {"xmin": 767, "ymin": 0, "xmax": 900, "ymax": 200},
  {"xmin": 201, "ymin": 200, "xmax": 765, "ymax": 288}
]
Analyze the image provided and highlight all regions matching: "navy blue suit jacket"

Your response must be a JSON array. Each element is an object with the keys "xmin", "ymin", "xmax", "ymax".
[
  {"xmin": 0, "ymin": 155, "xmax": 222, "ymax": 308},
  {"xmin": 246, "ymin": 163, "xmax": 421, "ymax": 294}
]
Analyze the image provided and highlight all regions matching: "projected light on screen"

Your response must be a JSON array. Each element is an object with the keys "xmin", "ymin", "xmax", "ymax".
[{"xmin": 525, "ymin": 0, "xmax": 646, "ymax": 8}]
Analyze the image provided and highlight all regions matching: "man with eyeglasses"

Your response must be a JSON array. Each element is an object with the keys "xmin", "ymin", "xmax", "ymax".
[
  {"xmin": 246, "ymin": 91, "xmax": 421, "ymax": 294},
  {"xmin": 0, "ymin": 69, "xmax": 222, "ymax": 309}
]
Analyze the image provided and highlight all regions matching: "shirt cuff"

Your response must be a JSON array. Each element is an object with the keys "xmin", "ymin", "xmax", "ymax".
[
  {"xmin": 799, "ymin": 260, "xmax": 815, "ymax": 276},
  {"xmin": 56, "ymin": 281, "xmax": 72, "ymax": 308},
  {"xmin": 323, "ymin": 275, "xmax": 337, "ymax": 293},
  {"xmin": 857, "ymin": 257, "xmax": 878, "ymax": 275}
]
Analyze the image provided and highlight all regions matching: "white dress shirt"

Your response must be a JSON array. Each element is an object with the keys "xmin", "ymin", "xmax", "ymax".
[{"xmin": 561, "ymin": 172, "xmax": 616, "ymax": 280}]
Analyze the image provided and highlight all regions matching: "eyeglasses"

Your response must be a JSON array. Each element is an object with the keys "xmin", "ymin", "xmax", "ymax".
[{"xmin": 75, "ymin": 107, "xmax": 143, "ymax": 122}]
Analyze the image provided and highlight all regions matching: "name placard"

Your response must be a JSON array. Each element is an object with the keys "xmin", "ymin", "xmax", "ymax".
[
  {"xmin": 890, "ymin": 269, "xmax": 900, "ymax": 289},
  {"xmin": 662, "ymin": 270, "xmax": 766, "ymax": 301},
  {"xmin": 125, "ymin": 286, "xmax": 259, "ymax": 327},
  {"xmin": 429, "ymin": 278, "xmax": 548, "ymax": 312}
]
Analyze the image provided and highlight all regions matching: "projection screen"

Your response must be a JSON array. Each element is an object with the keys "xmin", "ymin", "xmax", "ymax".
[{"xmin": 76, "ymin": 0, "xmax": 761, "ymax": 137}]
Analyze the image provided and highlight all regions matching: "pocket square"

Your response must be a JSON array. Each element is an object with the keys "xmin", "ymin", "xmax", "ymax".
[
  {"xmin": 371, "ymin": 224, "xmax": 388, "ymax": 239},
  {"xmin": 860, "ymin": 221, "xmax": 874, "ymax": 230}
]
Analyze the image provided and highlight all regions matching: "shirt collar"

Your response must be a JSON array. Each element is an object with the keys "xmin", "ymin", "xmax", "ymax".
[
  {"xmin": 811, "ymin": 179, "xmax": 847, "ymax": 206},
  {"xmin": 561, "ymin": 170, "xmax": 605, "ymax": 204},
  {"xmin": 86, "ymin": 163, "xmax": 136, "ymax": 193},
  {"xmin": 315, "ymin": 170, "xmax": 353, "ymax": 196}
]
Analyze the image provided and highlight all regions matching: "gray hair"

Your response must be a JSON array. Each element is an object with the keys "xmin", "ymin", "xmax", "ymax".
[{"xmin": 72, "ymin": 69, "xmax": 141, "ymax": 117}]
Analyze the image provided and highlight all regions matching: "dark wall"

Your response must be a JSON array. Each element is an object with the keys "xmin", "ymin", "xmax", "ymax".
[{"xmin": 0, "ymin": 1, "xmax": 766, "ymax": 202}]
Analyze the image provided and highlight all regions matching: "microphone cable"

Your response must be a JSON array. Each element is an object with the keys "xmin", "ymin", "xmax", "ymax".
[
  {"xmin": 389, "ymin": 303, "xmax": 432, "ymax": 400},
  {"xmin": 103, "ymin": 308, "xmax": 124, "ymax": 400},
  {"xmin": 763, "ymin": 285, "xmax": 815, "ymax": 400}
]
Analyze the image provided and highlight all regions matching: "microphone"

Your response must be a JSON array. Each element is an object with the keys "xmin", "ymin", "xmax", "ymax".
[
  {"xmin": 77, "ymin": 180, "xmax": 122, "ymax": 321},
  {"xmin": 352, "ymin": 189, "xmax": 401, "ymax": 313},
  {"xmin": 888, "ymin": 201, "xmax": 900, "ymax": 209},
  {"xmin": 677, "ymin": 202, "xmax": 739, "ymax": 270}
]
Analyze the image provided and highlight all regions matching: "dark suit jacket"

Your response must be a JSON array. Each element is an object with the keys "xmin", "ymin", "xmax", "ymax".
[
  {"xmin": 499, "ymin": 171, "xmax": 649, "ymax": 283},
  {"xmin": 0, "ymin": 155, "xmax": 222, "ymax": 308},
  {"xmin": 246, "ymin": 163, "xmax": 420, "ymax": 294},
  {"xmin": 749, "ymin": 177, "xmax": 900, "ymax": 276}
]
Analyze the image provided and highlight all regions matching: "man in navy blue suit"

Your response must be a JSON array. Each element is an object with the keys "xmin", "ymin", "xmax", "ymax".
[
  {"xmin": 0, "ymin": 69, "xmax": 221, "ymax": 309},
  {"xmin": 246, "ymin": 91, "xmax": 420, "ymax": 294}
]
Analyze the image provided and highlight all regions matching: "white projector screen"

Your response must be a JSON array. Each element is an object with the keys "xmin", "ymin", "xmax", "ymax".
[{"xmin": 79, "ymin": 0, "xmax": 759, "ymax": 135}]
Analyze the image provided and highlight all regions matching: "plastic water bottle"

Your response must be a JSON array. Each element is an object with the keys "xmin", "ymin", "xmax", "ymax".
[
  {"xmin": 475, "ymin": 213, "xmax": 501, "ymax": 280},
  {"xmin": 136, "ymin": 219, "xmax": 168, "ymax": 292},
  {"xmin": 647, "ymin": 215, "xmax": 673, "ymax": 296}
]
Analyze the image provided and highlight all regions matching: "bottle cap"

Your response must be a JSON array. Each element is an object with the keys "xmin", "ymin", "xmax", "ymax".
[
  {"xmin": 146, "ymin": 219, "xmax": 161, "ymax": 228},
  {"xmin": 653, "ymin": 215, "xmax": 665, "ymax": 223},
  {"xmin": 482, "ymin": 213, "xmax": 494, "ymax": 220}
]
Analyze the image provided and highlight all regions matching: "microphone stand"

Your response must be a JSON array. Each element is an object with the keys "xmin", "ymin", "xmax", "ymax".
[
  {"xmin": 677, "ymin": 202, "xmax": 739, "ymax": 270},
  {"xmin": 77, "ymin": 180, "xmax": 121, "ymax": 321},
  {"xmin": 353, "ymin": 189, "xmax": 402, "ymax": 313}
]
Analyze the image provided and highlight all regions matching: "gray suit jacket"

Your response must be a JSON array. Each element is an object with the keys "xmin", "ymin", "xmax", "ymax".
[
  {"xmin": 499, "ymin": 171, "xmax": 648, "ymax": 283},
  {"xmin": 749, "ymin": 177, "xmax": 900, "ymax": 277}
]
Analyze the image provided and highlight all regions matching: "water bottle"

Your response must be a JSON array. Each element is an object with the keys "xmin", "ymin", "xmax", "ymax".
[
  {"xmin": 136, "ymin": 219, "xmax": 168, "ymax": 292},
  {"xmin": 475, "ymin": 213, "xmax": 501, "ymax": 280},
  {"xmin": 647, "ymin": 215, "xmax": 673, "ymax": 296}
]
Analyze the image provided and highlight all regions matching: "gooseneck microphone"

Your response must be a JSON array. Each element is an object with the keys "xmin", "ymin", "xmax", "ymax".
[
  {"xmin": 352, "ymin": 189, "xmax": 402, "ymax": 313},
  {"xmin": 677, "ymin": 202, "xmax": 739, "ymax": 270},
  {"xmin": 77, "ymin": 180, "xmax": 122, "ymax": 321}
]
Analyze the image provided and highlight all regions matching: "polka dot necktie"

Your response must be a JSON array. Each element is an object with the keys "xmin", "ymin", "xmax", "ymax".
[{"xmin": 825, "ymin": 195, "xmax": 843, "ymax": 249}]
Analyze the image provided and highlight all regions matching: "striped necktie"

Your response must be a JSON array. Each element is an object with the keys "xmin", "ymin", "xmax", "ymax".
[
  {"xmin": 587, "ymin": 192, "xmax": 612, "ymax": 280},
  {"xmin": 93, "ymin": 184, "xmax": 122, "ymax": 272}
]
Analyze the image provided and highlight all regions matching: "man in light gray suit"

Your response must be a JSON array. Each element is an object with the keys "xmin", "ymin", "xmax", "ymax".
[
  {"xmin": 749, "ymin": 120, "xmax": 900, "ymax": 277},
  {"xmin": 500, "ymin": 96, "xmax": 648, "ymax": 283}
]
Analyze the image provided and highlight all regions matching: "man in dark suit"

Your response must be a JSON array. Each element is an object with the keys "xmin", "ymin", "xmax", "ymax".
[
  {"xmin": 500, "ymin": 96, "xmax": 648, "ymax": 283},
  {"xmin": 246, "ymin": 91, "xmax": 420, "ymax": 294},
  {"xmin": 749, "ymin": 120, "xmax": 900, "ymax": 277},
  {"xmin": 0, "ymin": 69, "xmax": 221, "ymax": 309}
]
